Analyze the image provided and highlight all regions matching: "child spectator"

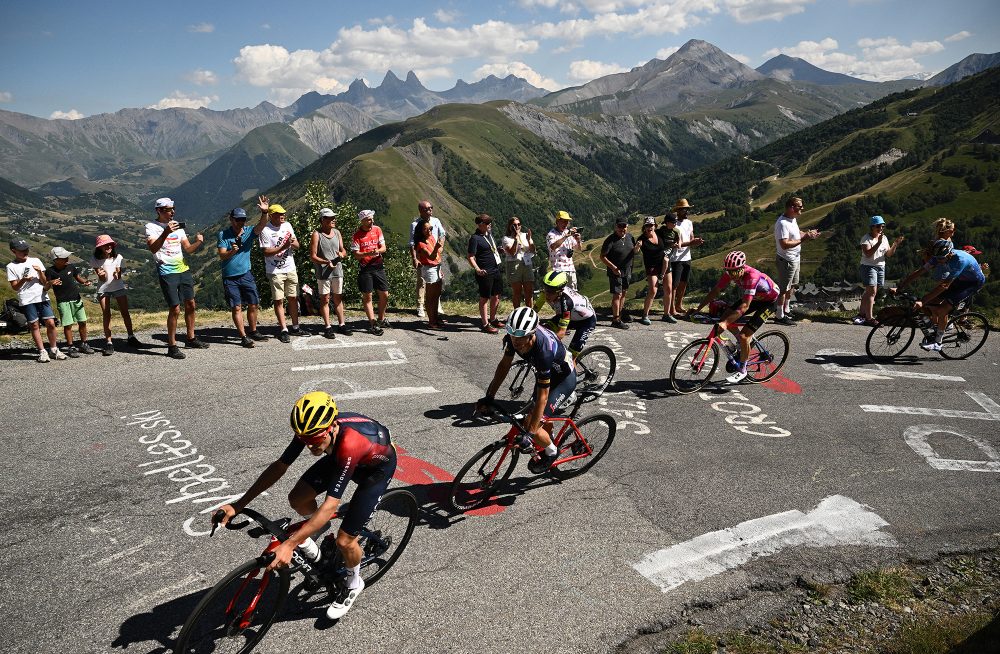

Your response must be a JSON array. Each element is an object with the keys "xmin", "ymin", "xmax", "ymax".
[
  {"xmin": 6, "ymin": 238, "xmax": 67, "ymax": 362},
  {"xmin": 45, "ymin": 246, "xmax": 95, "ymax": 356},
  {"xmin": 91, "ymin": 234, "xmax": 140, "ymax": 355}
]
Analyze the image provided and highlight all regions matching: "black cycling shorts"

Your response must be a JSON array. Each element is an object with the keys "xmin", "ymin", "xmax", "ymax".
[
  {"xmin": 567, "ymin": 315, "xmax": 597, "ymax": 354},
  {"xmin": 731, "ymin": 299, "xmax": 774, "ymax": 333},
  {"xmin": 300, "ymin": 447, "xmax": 397, "ymax": 536}
]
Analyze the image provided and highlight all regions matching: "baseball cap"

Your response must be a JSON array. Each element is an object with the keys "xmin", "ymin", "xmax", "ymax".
[
  {"xmin": 615, "ymin": 218, "xmax": 628, "ymax": 227},
  {"xmin": 268, "ymin": 204, "xmax": 287, "ymax": 215},
  {"xmin": 663, "ymin": 213, "xmax": 677, "ymax": 223},
  {"xmin": 963, "ymin": 245, "xmax": 983, "ymax": 255},
  {"xmin": 358, "ymin": 209, "xmax": 375, "ymax": 221},
  {"xmin": 229, "ymin": 208, "xmax": 248, "ymax": 219},
  {"xmin": 556, "ymin": 210, "xmax": 572, "ymax": 222},
  {"xmin": 643, "ymin": 216, "xmax": 656, "ymax": 226},
  {"xmin": 319, "ymin": 208, "xmax": 336, "ymax": 218},
  {"xmin": 155, "ymin": 197, "xmax": 175, "ymax": 209},
  {"xmin": 51, "ymin": 246, "xmax": 73, "ymax": 259},
  {"xmin": 870, "ymin": 215, "xmax": 885, "ymax": 226},
  {"xmin": 9, "ymin": 238, "xmax": 29, "ymax": 251}
]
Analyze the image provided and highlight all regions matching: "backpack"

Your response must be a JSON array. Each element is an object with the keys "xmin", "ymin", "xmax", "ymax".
[{"xmin": 1, "ymin": 299, "xmax": 28, "ymax": 333}]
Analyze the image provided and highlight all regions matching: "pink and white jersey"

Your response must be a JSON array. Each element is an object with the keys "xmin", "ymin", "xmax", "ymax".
[{"xmin": 714, "ymin": 266, "xmax": 779, "ymax": 303}]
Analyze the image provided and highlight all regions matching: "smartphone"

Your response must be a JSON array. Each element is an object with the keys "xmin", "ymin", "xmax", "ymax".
[{"xmin": 175, "ymin": 221, "xmax": 187, "ymax": 229}]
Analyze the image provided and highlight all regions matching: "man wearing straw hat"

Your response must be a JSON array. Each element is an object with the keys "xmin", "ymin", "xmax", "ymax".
[{"xmin": 668, "ymin": 199, "xmax": 703, "ymax": 316}]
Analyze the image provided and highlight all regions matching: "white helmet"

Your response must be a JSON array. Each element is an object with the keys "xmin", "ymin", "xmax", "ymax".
[{"xmin": 506, "ymin": 307, "xmax": 539, "ymax": 337}]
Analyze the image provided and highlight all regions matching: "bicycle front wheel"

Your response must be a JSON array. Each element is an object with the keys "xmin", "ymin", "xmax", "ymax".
[
  {"xmin": 552, "ymin": 414, "xmax": 617, "ymax": 480},
  {"xmin": 174, "ymin": 559, "xmax": 290, "ymax": 654},
  {"xmin": 496, "ymin": 360, "xmax": 534, "ymax": 414},
  {"xmin": 450, "ymin": 441, "xmax": 519, "ymax": 512},
  {"xmin": 865, "ymin": 324, "xmax": 915, "ymax": 361},
  {"xmin": 745, "ymin": 331, "xmax": 790, "ymax": 383},
  {"xmin": 359, "ymin": 489, "xmax": 418, "ymax": 585},
  {"xmin": 670, "ymin": 339, "xmax": 719, "ymax": 394},
  {"xmin": 575, "ymin": 345, "xmax": 616, "ymax": 401},
  {"xmin": 939, "ymin": 312, "xmax": 989, "ymax": 360}
]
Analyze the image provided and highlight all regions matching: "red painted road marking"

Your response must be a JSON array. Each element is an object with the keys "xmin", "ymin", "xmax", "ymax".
[
  {"xmin": 394, "ymin": 446, "xmax": 507, "ymax": 517},
  {"xmin": 762, "ymin": 372, "xmax": 801, "ymax": 395}
]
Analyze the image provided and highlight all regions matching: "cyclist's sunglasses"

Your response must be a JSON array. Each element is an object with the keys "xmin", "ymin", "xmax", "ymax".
[
  {"xmin": 296, "ymin": 424, "xmax": 334, "ymax": 447},
  {"xmin": 506, "ymin": 325, "xmax": 534, "ymax": 338},
  {"xmin": 725, "ymin": 266, "xmax": 745, "ymax": 273}
]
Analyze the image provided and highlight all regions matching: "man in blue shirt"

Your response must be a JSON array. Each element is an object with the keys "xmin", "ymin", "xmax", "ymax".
[{"xmin": 217, "ymin": 201, "xmax": 270, "ymax": 347}]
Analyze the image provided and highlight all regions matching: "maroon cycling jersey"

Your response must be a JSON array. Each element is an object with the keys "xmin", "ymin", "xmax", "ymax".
[{"xmin": 280, "ymin": 412, "xmax": 394, "ymax": 499}]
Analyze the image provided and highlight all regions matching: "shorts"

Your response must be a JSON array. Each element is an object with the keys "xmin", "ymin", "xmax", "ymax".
[
  {"xmin": 567, "ymin": 315, "xmax": 597, "ymax": 354},
  {"xmin": 731, "ymin": 299, "xmax": 774, "ymax": 334},
  {"xmin": 97, "ymin": 288, "xmax": 127, "ymax": 300},
  {"xmin": 554, "ymin": 268, "xmax": 578, "ymax": 291},
  {"xmin": 159, "ymin": 271, "xmax": 195, "ymax": 307},
  {"xmin": 23, "ymin": 299, "xmax": 55, "ymax": 324},
  {"xmin": 670, "ymin": 261, "xmax": 691, "ymax": 285},
  {"xmin": 419, "ymin": 264, "xmax": 441, "ymax": 285},
  {"xmin": 608, "ymin": 271, "xmax": 630, "ymax": 296},
  {"xmin": 316, "ymin": 276, "xmax": 344, "ymax": 295},
  {"xmin": 544, "ymin": 369, "xmax": 578, "ymax": 418},
  {"xmin": 358, "ymin": 265, "xmax": 389, "ymax": 294},
  {"xmin": 939, "ymin": 279, "xmax": 984, "ymax": 306},
  {"xmin": 269, "ymin": 270, "xmax": 299, "ymax": 301},
  {"xmin": 223, "ymin": 271, "xmax": 260, "ymax": 308},
  {"xmin": 505, "ymin": 259, "xmax": 533, "ymax": 284},
  {"xmin": 860, "ymin": 264, "xmax": 885, "ymax": 288},
  {"xmin": 476, "ymin": 270, "xmax": 502, "ymax": 298},
  {"xmin": 57, "ymin": 299, "xmax": 87, "ymax": 325},
  {"xmin": 645, "ymin": 265, "xmax": 665, "ymax": 279},
  {"xmin": 300, "ymin": 447, "xmax": 397, "ymax": 536},
  {"xmin": 775, "ymin": 257, "xmax": 800, "ymax": 291}
]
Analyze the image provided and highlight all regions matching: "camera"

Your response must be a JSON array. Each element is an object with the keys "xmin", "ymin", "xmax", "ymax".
[{"xmin": 175, "ymin": 221, "xmax": 187, "ymax": 230}]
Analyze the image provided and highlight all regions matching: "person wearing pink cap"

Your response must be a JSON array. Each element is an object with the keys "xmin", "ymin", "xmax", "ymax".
[{"xmin": 91, "ymin": 234, "xmax": 140, "ymax": 355}]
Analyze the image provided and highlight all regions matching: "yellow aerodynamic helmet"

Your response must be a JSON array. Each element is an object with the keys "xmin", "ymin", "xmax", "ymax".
[{"xmin": 290, "ymin": 391, "xmax": 339, "ymax": 438}]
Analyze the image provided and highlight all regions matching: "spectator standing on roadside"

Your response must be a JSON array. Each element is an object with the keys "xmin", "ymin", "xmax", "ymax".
[
  {"xmin": 414, "ymin": 217, "xmax": 445, "ymax": 329},
  {"xmin": 6, "ymin": 238, "xmax": 67, "ymax": 362},
  {"xmin": 468, "ymin": 213, "xmax": 504, "ymax": 333},
  {"xmin": 351, "ymin": 209, "xmax": 390, "ymax": 336},
  {"xmin": 546, "ymin": 210, "xmax": 582, "ymax": 291},
  {"xmin": 218, "ymin": 205, "xmax": 270, "ymax": 348},
  {"xmin": 45, "ymin": 246, "xmax": 94, "ymax": 357},
  {"xmin": 659, "ymin": 214, "xmax": 682, "ymax": 322},
  {"xmin": 258, "ymin": 199, "xmax": 303, "ymax": 343},
  {"xmin": 633, "ymin": 217, "xmax": 669, "ymax": 325},
  {"xmin": 145, "ymin": 198, "xmax": 208, "ymax": 359},
  {"xmin": 310, "ymin": 208, "xmax": 353, "ymax": 338},
  {"xmin": 409, "ymin": 200, "xmax": 446, "ymax": 319},
  {"xmin": 91, "ymin": 234, "xmax": 139, "ymax": 355},
  {"xmin": 669, "ymin": 199, "xmax": 703, "ymax": 316},
  {"xmin": 773, "ymin": 196, "xmax": 819, "ymax": 326},
  {"xmin": 601, "ymin": 217, "xmax": 636, "ymax": 329},
  {"xmin": 856, "ymin": 215, "xmax": 904, "ymax": 326},
  {"xmin": 502, "ymin": 216, "xmax": 535, "ymax": 308}
]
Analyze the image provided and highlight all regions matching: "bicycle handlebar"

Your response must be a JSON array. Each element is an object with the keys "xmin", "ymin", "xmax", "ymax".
[
  {"xmin": 475, "ymin": 399, "xmax": 530, "ymax": 434},
  {"xmin": 211, "ymin": 507, "xmax": 289, "ymax": 541}
]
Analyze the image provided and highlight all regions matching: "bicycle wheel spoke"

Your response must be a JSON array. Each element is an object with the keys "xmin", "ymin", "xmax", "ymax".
[
  {"xmin": 575, "ymin": 345, "xmax": 616, "ymax": 401},
  {"xmin": 358, "ymin": 490, "xmax": 417, "ymax": 585},
  {"xmin": 745, "ymin": 331, "xmax": 789, "ymax": 383},
  {"xmin": 670, "ymin": 339, "xmax": 719, "ymax": 393},
  {"xmin": 451, "ymin": 443, "xmax": 518, "ymax": 512},
  {"xmin": 865, "ymin": 324, "xmax": 914, "ymax": 361},
  {"xmin": 939, "ymin": 312, "xmax": 989, "ymax": 360},
  {"xmin": 553, "ymin": 415, "xmax": 617, "ymax": 480}
]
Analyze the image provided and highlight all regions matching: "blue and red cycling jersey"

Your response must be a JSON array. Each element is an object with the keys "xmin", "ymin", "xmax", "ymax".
[
  {"xmin": 502, "ymin": 324, "xmax": 573, "ymax": 388},
  {"xmin": 713, "ymin": 265, "xmax": 780, "ymax": 305}
]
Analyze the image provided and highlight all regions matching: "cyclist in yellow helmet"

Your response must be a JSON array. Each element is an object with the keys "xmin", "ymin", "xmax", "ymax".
[{"xmin": 533, "ymin": 270, "xmax": 597, "ymax": 359}]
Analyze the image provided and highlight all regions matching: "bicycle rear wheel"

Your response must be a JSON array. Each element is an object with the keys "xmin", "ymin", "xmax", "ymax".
[
  {"xmin": 865, "ymin": 324, "xmax": 915, "ymax": 361},
  {"xmin": 670, "ymin": 338, "xmax": 719, "ymax": 394},
  {"xmin": 359, "ymin": 489, "xmax": 418, "ymax": 585},
  {"xmin": 496, "ymin": 361, "xmax": 534, "ymax": 414},
  {"xmin": 939, "ymin": 312, "xmax": 989, "ymax": 360},
  {"xmin": 450, "ymin": 441, "xmax": 519, "ymax": 512},
  {"xmin": 174, "ymin": 559, "xmax": 289, "ymax": 654},
  {"xmin": 745, "ymin": 330, "xmax": 790, "ymax": 383},
  {"xmin": 575, "ymin": 345, "xmax": 616, "ymax": 401},
  {"xmin": 552, "ymin": 414, "xmax": 617, "ymax": 480}
]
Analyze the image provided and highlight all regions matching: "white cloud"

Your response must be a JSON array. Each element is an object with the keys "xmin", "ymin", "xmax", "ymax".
[
  {"xmin": 147, "ymin": 91, "xmax": 219, "ymax": 110},
  {"xmin": 656, "ymin": 46, "xmax": 680, "ymax": 59},
  {"xmin": 728, "ymin": 52, "xmax": 751, "ymax": 65},
  {"xmin": 187, "ymin": 22, "xmax": 215, "ymax": 33},
  {"xmin": 0, "ymin": 91, "xmax": 12, "ymax": 103},
  {"xmin": 472, "ymin": 61, "xmax": 561, "ymax": 90},
  {"xmin": 725, "ymin": 0, "xmax": 814, "ymax": 23},
  {"xmin": 763, "ymin": 36, "xmax": 943, "ymax": 81},
  {"xmin": 49, "ymin": 109, "xmax": 84, "ymax": 120},
  {"xmin": 185, "ymin": 69, "xmax": 218, "ymax": 85},
  {"xmin": 567, "ymin": 59, "xmax": 627, "ymax": 82},
  {"xmin": 858, "ymin": 37, "xmax": 943, "ymax": 60},
  {"xmin": 528, "ymin": 2, "xmax": 718, "ymax": 43},
  {"xmin": 434, "ymin": 9, "xmax": 460, "ymax": 23},
  {"xmin": 368, "ymin": 15, "xmax": 396, "ymax": 26},
  {"xmin": 261, "ymin": 23, "xmax": 271, "ymax": 30},
  {"xmin": 945, "ymin": 31, "xmax": 971, "ymax": 43}
]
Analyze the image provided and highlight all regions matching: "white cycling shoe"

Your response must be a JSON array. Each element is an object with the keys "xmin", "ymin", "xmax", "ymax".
[
  {"xmin": 725, "ymin": 369, "xmax": 748, "ymax": 384},
  {"xmin": 327, "ymin": 577, "xmax": 365, "ymax": 620}
]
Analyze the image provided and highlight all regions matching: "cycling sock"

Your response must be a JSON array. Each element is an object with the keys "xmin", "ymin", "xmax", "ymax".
[
  {"xmin": 544, "ymin": 443, "xmax": 557, "ymax": 456},
  {"xmin": 347, "ymin": 564, "xmax": 362, "ymax": 589}
]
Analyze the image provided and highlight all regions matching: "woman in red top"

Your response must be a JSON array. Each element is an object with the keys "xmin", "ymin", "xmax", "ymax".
[{"xmin": 414, "ymin": 217, "xmax": 444, "ymax": 328}]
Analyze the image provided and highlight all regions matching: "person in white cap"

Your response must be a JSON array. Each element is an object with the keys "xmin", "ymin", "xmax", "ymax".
[
  {"xmin": 351, "ymin": 209, "xmax": 390, "ymax": 335},
  {"xmin": 6, "ymin": 238, "xmax": 67, "ymax": 362},
  {"xmin": 45, "ymin": 246, "xmax": 95, "ymax": 356},
  {"xmin": 310, "ymin": 207, "xmax": 352, "ymax": 338}
]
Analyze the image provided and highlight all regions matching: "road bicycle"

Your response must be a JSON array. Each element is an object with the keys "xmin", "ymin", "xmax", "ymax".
[
  {"xmin": 669, "ymin": 313, "xmax": 790, "ymax": 394},
  {"xmin": 866, "ymin": 292, "xmax": 989, "ymax": 361},
  {"xmin": 450, "ymin": 402, "xmax": 617, "ymax": 512},
  {"xmin": 173, "ymin": 489, "xmax": 417, "ymax": 654},
  {"xmin": 497, "ymin": 344, "xmax": 616, "ymax": 416}
]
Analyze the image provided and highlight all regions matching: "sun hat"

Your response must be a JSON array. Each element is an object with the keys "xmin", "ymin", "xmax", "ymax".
[
  {"xmin": 51, "ymin": 246, "xmax": 73, "ymax": 259},
  {"xmin": 870, "ymin": 215, "xmax": 885, "ymax": 226},
  {"xmin": 9, "ymin": 238, "xmax": 29, "ymax": 251},
  {"xmin": 154, "ymin": 198, "xmax": 174, "ymax": 209},
  {"xmin": 319, "ymin": 208, "xmax": 336, "ymax": 218},
  {"xmin": 268, "ymin": 204, "xmax": 287, "ymax": 215},
  {"xmin": 672, "ymin": 198, "xmax": 693, "ymax": 211},
  {"xmin": 643, "ymin": 216, "xmax": 656, "ymax": 226},
  {"xmin": 229, "ymin": 208, "xmax": 248, "ymax": 219},
  {"xmin": 95, "ymin": 234, "xmax": 116, "ymax": 248},
  {"xmin": 358, "ymin": 209, "xmax": 375, "ymax": 221},
  {"xmin": 556, "ymin": 210, "xmax": 572, "ymax": 222}
]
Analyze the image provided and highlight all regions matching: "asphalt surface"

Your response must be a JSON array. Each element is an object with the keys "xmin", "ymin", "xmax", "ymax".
[{"xmin": 0, "ymin": 314, "xmax": 997, "ymax": 653}]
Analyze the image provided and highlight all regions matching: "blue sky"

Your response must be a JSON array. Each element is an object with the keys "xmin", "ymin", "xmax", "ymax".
[{"xmin": 2, "ymin": 0, "xmax": 998, "ymax": 119}]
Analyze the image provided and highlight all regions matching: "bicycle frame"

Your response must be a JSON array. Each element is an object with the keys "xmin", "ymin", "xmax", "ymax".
[{"xmin": 481, "ymin": 414, "xmax": 593, "ymax": 483}]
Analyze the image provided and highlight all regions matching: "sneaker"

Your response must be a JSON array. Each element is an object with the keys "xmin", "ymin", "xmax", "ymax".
[
  {"xmin": 326, "ymin": 578, "xmax": 365, "ymax": 620},
  {"xmin": 527, "ymin": 450, "xmax": 558, "ymax": 474},
  {"xmin": 248, "ymin": 330, "xmax": 269, "ymax": 342},
  {"xmin": 621, "ymin": 313, "xmax": 633, "ymax": 323},
  {"xmin": 167, "ymin": 345, "xmax": 186, "ymax": 360},
  {"xmin": 378, "ymin": 318, "xmax": 391, "ymax": 329},
  {"xmin": 51, "ymin": 348, "xmax": 68, "ymax": 360},
  {"xmin": 852, "ymin": 316, "xmax": 866, "ymax": 325},
  {"xmin": 240, "ymin": 336, "xmax": 255, "ymax": 348},
  {"xmin": 66, "ymin": 346, "xmax": 81, "ymax": 358},
  {"xmin": 919, "ymin": 334, "xmax": 936, "ymax": 347},
  {"xmin": 638, "ymin": 316, "xmax": 651, "ymax": 326},
  {"xmin": 278, "ymin": 331, "xmax": 291, "ymax": 344},
  {"xmin": 774, "ymin": 316, "xmax": 796, "ymax": 326},
  {"xmin": 416, "ymin": 308, "xmax": 426, "ymax": 318},
  {"xmin": 102, "ymin": 342, "xmax": 114, "ymax": 356},
  {"xmin": 323, "ymin": 326, "xmax": 337, "ymax": 340},
  {"xmin": 37, "ymin": 350, "xmax": 50, "ymax": 363},
  {"xmin": 611, "ymin": 320, "xmax": 629, "ymax": 330},
  {"xmin": 185, "ymin": 337, "xmax": 209, "ymax": 349},
  {"xmin": 287, "ymin": 325, "xmax": 304, "ymax": 336},
  {"xmin": 920, "ymin": 340, "xmax": 942, "ymax": 352},
  {"xmin": 490, "ymin": 318, "xmax": 506, "ymax": 328},
  {"xmin": 661, "ymin": 314, "xmax": 678, "ymax": 324},
  {"xmin": 368, "ymin": 323, "xmax": 384, "ymax": 336},
  {"xmin": 337, "ymin": 324, "xmax": 353, "ymax": 336},
  {"xmin": 726, "ymin": 368, "xmax": 748, "ymax": 384},
  {"xmin": 127, "ymin": 335, "xmax": 143, "ymax": 348},
  {"xmin": 78, "ymin": 342, "xmax": 95, "ymax": 354},
  {"xmin": 481, "ymin": 324, "xmax": 498, "ymax": 334}
]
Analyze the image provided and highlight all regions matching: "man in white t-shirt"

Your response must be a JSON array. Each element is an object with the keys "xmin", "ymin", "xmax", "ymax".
[
  {"xmin": 258, "ymin": 199, "xmax": 302, "ymax": 343},
  {"xmin": 6, "ymin": 238, "xmax": 67, "ymax": 362},
  {"xmin": 773, "ymin": 196, "xmax": 819, "ymax": 325},
  {"xmin": 668, "ymin": 198, "xmax": 703, "ymax": 316},
  {"xmin": 409, "ymin": 200, "xmax": 446, "ymax": 318}
]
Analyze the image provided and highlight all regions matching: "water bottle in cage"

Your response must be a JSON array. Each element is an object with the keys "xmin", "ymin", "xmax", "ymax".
[{"xmin": 298, "ymin": 537, "xmax": 321, "ymax": 562}]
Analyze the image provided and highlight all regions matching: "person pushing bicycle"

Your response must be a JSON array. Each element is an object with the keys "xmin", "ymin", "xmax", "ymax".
[
  {"xmin": 533, "ymin": 270, "xmax": 597, "ymax": 361},
  {"xmin": 475, "ymin": 306, "xmax": 577, "ymax": 474},
  {"xmin": 214, "ymin": 391, "xmax": 397, "ymax": 620},
  {"xmin": 690, "ymin": 251, "xmax": 780, "ymax": 384}
]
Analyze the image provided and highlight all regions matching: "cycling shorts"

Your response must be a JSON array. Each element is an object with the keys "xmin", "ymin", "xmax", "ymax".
[
  {"xmin": 300, "ymin": 446, "xmax": 397, "ymax": 536},
  {"xmin": 938, "ymin": 279, "xmax": 983, "ymax": 307},
  {"xmin": 544, "ymin": 368, "xmax": 578, "ymax": 418},
  {"xmin": 730, "ymin": 299, "xmax": 773, "ymax": 334},
  {"xmin": 567, "ymin": 315, "xmax": 597, "ymax": 355}
]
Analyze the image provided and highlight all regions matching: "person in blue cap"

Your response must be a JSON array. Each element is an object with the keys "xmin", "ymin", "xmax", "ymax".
[
  {"xmin": 217, "ymin": 203, "xmax": 270, "ymax": 347},
  {"xmin": 857, "ymin": 215, "xmax": 904, "ymax": 326}
]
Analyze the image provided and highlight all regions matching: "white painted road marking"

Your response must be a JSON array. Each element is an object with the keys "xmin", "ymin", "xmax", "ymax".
[
  {"xmin": 815, "ymin": 349, "xmax": 965, "ymax": 382},
  {"xmin": 633, "ymin": 495, "xmax": 896, "ymax": 593},
  {"xmin": 861, "ymin": 391, "xmax": 1000, "ymax": 421},
  {"xmin": 333, "ymin": 386, "xmax": 440, "ymax": 400},
  {"xmin": 291, "ymin": 347, "xmax": 407, "ymax": 371},
  {"xmin": 293, "ymin": 337, "xmax": 398, "ymax": 350},
  {"xmin": 904, "ymin": 424, "xmax": 1000, "ymax": 473}
]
